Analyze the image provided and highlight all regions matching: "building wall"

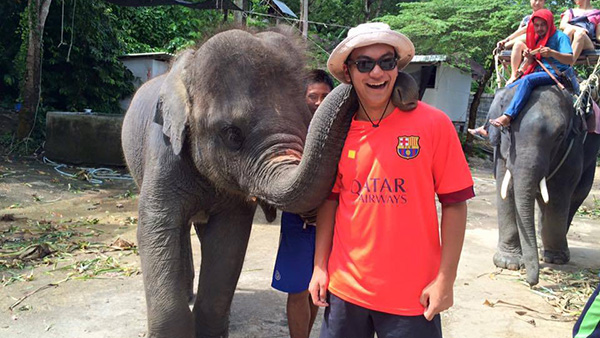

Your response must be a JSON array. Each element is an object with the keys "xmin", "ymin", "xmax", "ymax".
[
  {"xmin": 119, "ymin": 58, "xmax": 170, "ymax": 111},
  {"xmin": 404, "ymin": 63, "xmax": 472, "ymax": 124}
]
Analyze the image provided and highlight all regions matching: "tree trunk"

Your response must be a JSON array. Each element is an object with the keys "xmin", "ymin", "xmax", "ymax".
[
  {"xmin": 465, "ymin": 59, "xmax": 494, "ymax": 150},
  {"xmin": 17, "ymin": 0, "xmax": 52, "ymax": 140}
]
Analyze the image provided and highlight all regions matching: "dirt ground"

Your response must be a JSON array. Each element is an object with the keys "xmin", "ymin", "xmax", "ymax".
[{"xmin": 0, "ymin": 156, "xmax": 599, "ymax": 338}]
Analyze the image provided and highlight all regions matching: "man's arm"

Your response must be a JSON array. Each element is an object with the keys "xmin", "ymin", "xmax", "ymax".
[
  {"xmin": 500, "ymin": 26, "xmax": 527, "ymax": 49},
  {"xmin": 539, "ymin": 47, "xmax": 574, "ymax": 65},
  {"xmin": 420, "ymin": 201, "xmax": 467, "ymax": 321},
  {"xmin": 308, "ymin": 199, "xmax": 338, "ymax": 307}
]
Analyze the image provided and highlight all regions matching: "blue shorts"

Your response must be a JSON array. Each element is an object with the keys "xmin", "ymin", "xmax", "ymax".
[
  {"xmin": 320, "ymin": 293, "xmax": 442, "ymax": 338},
  {"xmin": 271, "ymin": 212, "xmax": 315, "ymax": 294}
]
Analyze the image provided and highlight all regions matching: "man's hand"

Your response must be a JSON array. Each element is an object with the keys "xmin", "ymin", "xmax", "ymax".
[
  {"xmin": 419, "ymin": 276, "xmax": 455, "ymax": 321},
  {"xmin": 538, "ymin": 46, "xmax": 554, "ymax": 58},
  {"xmin": 308, "ymin": 266, "xmax": 329, "ymax": 307},
  {"xmin": 496, "ymin": 38, "xmax": 508, "ymax": 50}
]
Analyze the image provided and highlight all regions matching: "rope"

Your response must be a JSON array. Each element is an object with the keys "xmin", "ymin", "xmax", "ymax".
[
  {"xmin": 66, "ymin": 0, "xmax": 76, "ymax": 62},
  {"xmin": 43, "ymin": 157, "xmax": 133, "ymax": 185},
  {"xmin": 243, "ymin": 7, "xmax": 341, "ymax": 58},
  {"xmin": 574, "ymin": 56, "xmax": 600, "ymax": 116}
]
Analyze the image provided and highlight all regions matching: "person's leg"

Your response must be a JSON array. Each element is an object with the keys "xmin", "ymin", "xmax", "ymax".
[
  {"xmin": 467, "ymin": 125, "xmax": 489, "ymax": 138},
  {"xmin": 572, "ymin": 28, "xmax": 595, "ymax": 64},
  {"xmin": 287, "ymin": 290, "xmax": 314, "ymax": 338},
  {"xmin": 372, "ymin": 311, "xmax": 442, "ymax": 338},
  {"xmin": 508, "ymin": 40, "xmax": 527, "ymax": 84},
  {"xmin": 490, "ymin": 72, "xmax": 554, "ymax": 127},
  {"xmin": 573, "ymin": 283, "xmax": 600, "ymax": 338},
  {"xmin": 319, "ymin": 294, "xmax": 374, "ymax": 338}
]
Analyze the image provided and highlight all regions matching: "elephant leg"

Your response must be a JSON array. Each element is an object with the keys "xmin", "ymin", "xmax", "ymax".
[
  {"xmin": 567, "ymin": 134, "xmax": 600, "ymax": 228},
  {"xmin": 193, "ymin": 202, "xmax": 256, "ymax": 338},
  {"xmin": 494, "ymin": 159, "xmax": 523, "ymax": 270},
  {"xmin": 137, "ymin": 200, "xmax": 195, "ymax": 338},
  {"xmin": 538, "ymin": 195, "xmax": 571, "ymax": 265}
]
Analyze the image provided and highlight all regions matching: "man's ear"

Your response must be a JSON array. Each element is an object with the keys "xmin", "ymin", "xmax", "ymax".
[{"xmin": 343, "ymin": 64, "xmax": 352, "ymax": 83}]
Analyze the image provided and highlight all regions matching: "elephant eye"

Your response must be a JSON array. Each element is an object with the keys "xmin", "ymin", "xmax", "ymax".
[{"xmin": 220, "ymin": 126, "xmax": 244, "ymax": 151}]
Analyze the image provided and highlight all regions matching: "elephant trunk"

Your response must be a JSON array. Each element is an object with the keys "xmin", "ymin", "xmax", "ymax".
[
  {"xmin": 512, "ymin": 161, "xmax": 545, "ymax": 286},
  {"xmin": 255, "ymin": 84, "xmax": 357, "ymax": 213}
]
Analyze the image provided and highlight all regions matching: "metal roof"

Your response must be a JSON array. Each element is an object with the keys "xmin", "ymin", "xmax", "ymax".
[
  {"xmin": 119, "ymin": 52, "xmax": 174, "ymax": 61},
  {"xmin": 411, "ymin": 55, "xmax": 448, "ymax": 63},
  {"xmin": 272, "ymin": 0, "xmax": 297, "ymax": 18}
]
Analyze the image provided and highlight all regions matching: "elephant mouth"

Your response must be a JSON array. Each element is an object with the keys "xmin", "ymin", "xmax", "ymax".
[{"xmin": 270, "ymin": 148, "xmax": 303, "ymax": 164}]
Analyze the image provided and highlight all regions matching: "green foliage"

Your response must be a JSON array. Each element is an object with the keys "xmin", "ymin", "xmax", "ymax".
[
  {"xmin": 39, "ymin": 1, "xmax": 134, "ymax": 114},
  {"xmin": 379, "ymin": 0, "xmax": 529, "ymax": 68},
  {"xmin": 0, "ymin": 0, "xmax": 27, "ymax": 107},
  {"xmin": 111, "ymin": 5, "xmax": 222, "ymax": 53}
]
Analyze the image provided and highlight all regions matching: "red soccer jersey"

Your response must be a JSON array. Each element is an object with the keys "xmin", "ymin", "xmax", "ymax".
[{"xmin": 328, "ymin": 103, "xmax": 474, "ymax": 315}]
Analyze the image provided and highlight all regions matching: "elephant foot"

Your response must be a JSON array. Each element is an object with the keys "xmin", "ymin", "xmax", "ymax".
[
  {"xmin": 493, "ymin": 251, "xmax": 523, "ymax": 270},
  {"xmin": 542, "ymin": 249, "xmax": 570, "ymax": 265}
]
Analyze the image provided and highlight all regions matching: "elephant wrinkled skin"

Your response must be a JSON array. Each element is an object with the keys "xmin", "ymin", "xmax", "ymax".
[
  {"xmin": 488, "ymin": 85, "xmax": 600, "ymax": 286},
  {"xmin": 121, "ymin": 28, "xmax": 418, "ymax": 338}
]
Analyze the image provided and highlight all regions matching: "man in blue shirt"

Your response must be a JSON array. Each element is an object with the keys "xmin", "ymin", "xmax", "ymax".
[{"xmin": 491, "ymin": 9, "xmax": 579, "ymax": 128}]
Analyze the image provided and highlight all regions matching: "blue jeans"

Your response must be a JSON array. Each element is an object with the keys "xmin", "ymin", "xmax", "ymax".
[{"xmin": 504, "ymin": 68, "xmax": 579, "ymax": 120}]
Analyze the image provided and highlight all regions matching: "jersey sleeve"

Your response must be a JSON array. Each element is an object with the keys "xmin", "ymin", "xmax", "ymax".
[{"xmin": 431, "ymin": 114, "xmax": 474, "ymax": 204}]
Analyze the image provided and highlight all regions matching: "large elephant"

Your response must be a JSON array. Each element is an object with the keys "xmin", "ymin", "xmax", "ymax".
[
  {"xmin": 488, "ymin": 85, "xmax": 600, "ymax": 286},
  {"xmin": 121, "ymin": 27, "xmax": 418, "ymax": 338}
]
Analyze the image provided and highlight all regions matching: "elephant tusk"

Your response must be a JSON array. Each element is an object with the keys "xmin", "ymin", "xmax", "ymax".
[
  {"xmin": 540, "ymin": 177, "xmax": 549, "ymax": 204},
  {"xmin": 501, "ymin": 170, "xmax": 511, "ymax": 200}
]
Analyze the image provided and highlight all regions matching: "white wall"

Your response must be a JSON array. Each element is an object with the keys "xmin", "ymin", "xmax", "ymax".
[
  {"xmin": 404, "ymin": 63, "xmax": 472, "ymax": 123},
  {"xmin": 119, "ymin": 58, "xmax": 170, "ymax": 111}
]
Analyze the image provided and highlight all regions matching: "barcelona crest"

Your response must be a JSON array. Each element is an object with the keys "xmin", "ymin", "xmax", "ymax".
[{"xmin": 397, "ymin": 136, "xmax": 420, "ymax": 160}]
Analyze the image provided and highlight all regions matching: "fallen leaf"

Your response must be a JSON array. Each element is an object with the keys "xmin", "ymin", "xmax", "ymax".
[
  {"xmin": 111, "ymin": 238, "xmax": 135, "ymax": 250},
  {"xmin": 1, "ymin": 214, "xmax": 15, "ymax": 221}
]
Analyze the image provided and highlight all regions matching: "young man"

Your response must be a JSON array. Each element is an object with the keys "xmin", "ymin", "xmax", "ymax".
[
  {"xmin": 308, "ymin": 23, "xmax": 474, "ymax": 338},
  {"xmin": 272, "ymin": 69, "xmax": 334, "ymax": 338}
]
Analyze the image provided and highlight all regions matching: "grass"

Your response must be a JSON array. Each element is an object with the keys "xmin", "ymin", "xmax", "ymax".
[
  {"xmin": 577, "ymin": 195, "xmax": 600, "ymax": 218},
  {"xmin": 0, "ymin": 216, "xmax": 138, "ymax": 286}
]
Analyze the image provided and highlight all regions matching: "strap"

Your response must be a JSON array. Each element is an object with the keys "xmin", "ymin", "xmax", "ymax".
[{"xmin": 582, "ymin": 9, "xmax": 600, "ymax": 18}]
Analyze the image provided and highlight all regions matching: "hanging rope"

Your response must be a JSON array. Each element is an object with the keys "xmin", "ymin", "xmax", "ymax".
[
  {"xmin": 66, "ymin": 0, "xmax": 76, "ymax": 62},
  {"xmin": 57, "ymin": 0, "xmax": 66, "ymax": 47}
]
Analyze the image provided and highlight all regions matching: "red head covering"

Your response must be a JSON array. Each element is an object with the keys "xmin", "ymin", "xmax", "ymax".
[{"xmin": 523, "ymin": 9, "xmax": 556, "ymax": 75}]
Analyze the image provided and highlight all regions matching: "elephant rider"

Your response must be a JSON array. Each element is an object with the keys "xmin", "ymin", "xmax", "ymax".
[
  {"xmin": 490, "ymin": 9, "xmax": 579, "ymax": 128},
  {"xmin": 560, "ymin": 0, "xmax": 600, "ymax": 65},
  {"xmin": 308, "ymin": 22, "xmax": 474, "ymax": 338},
  {"xmin": 271, "ymin": 69, "xmax": 334, "ymax": 338},
  {"xmin": 499, "ymin": 0, "xmax": 547, "ymax": 84}
]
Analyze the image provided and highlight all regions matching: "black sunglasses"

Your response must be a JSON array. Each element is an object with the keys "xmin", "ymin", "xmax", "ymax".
[{"xmin": 347, "ymin": 56, "xmax": 398, "ymax": 73}]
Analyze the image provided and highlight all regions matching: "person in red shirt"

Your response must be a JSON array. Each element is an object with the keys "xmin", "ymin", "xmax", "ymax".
[{"xmin": 308, "ymin": 22, "xmax": 474, "ymax": 338}]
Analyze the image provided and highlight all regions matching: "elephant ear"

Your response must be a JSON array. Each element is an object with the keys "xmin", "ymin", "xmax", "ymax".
[
  {"xmin": 154, "ymin": 50, "xmax": 194, "ymax": 156},
  {"xmin": 392, "ymin": 71, "xmax": 419, "ymax": 111}
]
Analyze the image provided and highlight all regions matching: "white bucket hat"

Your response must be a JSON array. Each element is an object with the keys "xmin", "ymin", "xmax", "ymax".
[{"xmin": 327, "ymin": 22, "xmax": 415, "ymax": 84}]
